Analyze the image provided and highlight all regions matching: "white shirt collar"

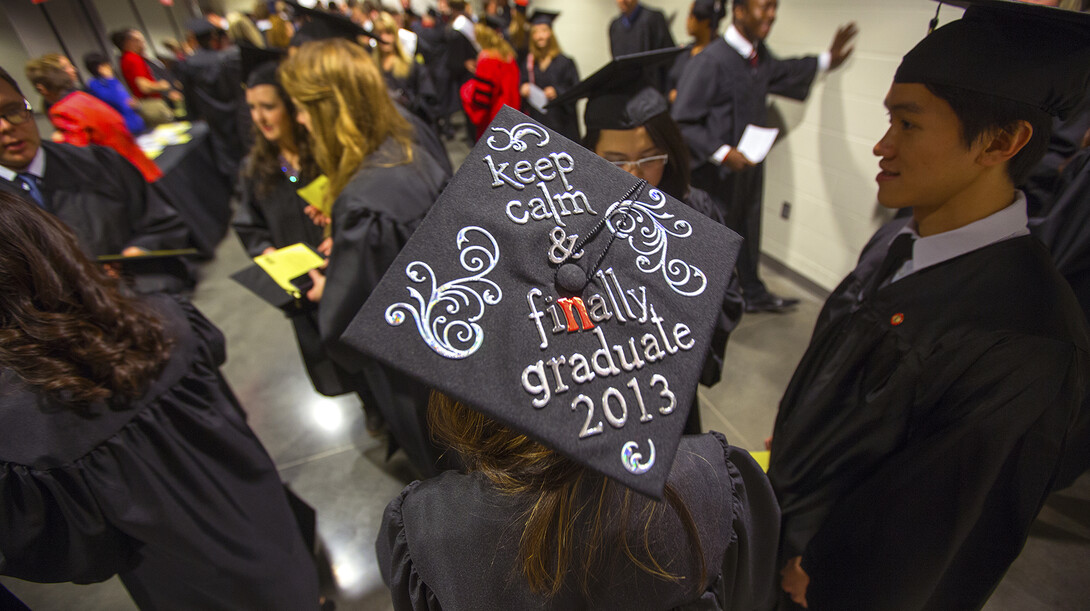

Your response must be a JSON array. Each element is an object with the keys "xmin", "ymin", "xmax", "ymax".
[
  {"xmin": 725, "ymin": 23, "xmax": 755, "ymax": 59},
  {"xmin": 0, "ymin": 146, "xmax": 45, "ymax": 182},
  {"xmin": 893, "ymin": 190, "xmax": 1030, "ymax": 281}
]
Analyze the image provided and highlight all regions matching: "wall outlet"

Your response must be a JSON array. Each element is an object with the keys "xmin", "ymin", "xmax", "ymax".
[{"xmin": 781, "ymin": 201, "xmax": 792, "ymax": 219}]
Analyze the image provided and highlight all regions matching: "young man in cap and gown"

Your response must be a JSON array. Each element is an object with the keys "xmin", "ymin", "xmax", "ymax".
[
  {"xmin": 672, "ymin": 0, "xmax": 857, "ymax": 313},
  {"xmin": 767, "ymin": 2, "xmax": 1090, "ymax": 608}
]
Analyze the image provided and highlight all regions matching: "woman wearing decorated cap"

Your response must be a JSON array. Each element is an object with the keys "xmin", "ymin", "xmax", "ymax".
[
  {"xmin": 341, "ymin": 100, "xmax": 780, "ymax": 608},
  {"xmin": 278, "ymin": 38, "xmax": 454, "ymax": 477},
  {"xmin": 518, "ymin": 10, "xmax": 580, "ymax": 141}
]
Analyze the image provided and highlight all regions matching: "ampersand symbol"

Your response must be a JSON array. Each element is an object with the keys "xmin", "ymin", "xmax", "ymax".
[{"xmin": 548, "ymin": 226, "xmax": 584, "ymax": 264}]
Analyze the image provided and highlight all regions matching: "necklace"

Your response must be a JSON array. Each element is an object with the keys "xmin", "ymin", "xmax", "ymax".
[{"xmin": 278, "ymin": 153, "xmax": 300, "ymax": 183}]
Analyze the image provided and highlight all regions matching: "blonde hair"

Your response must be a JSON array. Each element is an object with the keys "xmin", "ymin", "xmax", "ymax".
[
  {"xmin": 279, "ymin": 39, "xmax": 414, "ymax": 202},
  {"xmin": 372, "ymin": 12, "xmax": 412, "ymax": 80},
  {"xmin": 25, "ymin": 54, "xmax": 71, "ymax": 93},
  {"xmin": 475, "ymin": 23, "xmax": 515, "ymax": 62},
  {"xmin": 529, "ymin": 23, "xmax": 561, "ymax": 65},
  {"xmin": 227, "ymin": 12, "xmax": 266, "ymax": 48}
]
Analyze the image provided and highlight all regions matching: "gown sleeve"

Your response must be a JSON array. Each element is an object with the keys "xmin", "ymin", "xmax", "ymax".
[
  {"xmin": 232, "ymin": 169, "xmax": 276, "ymax": 257},
  {"xmin": 377, "ymin": 481, "xmax": 445, "ymax": 611},
  {"xmin": 801, "ymin": 333, "xmax": 1085, "ymax": 610},
  {"xmin": 671, "ymin": 52, "xmax": 727, "ymax": 164},
  {"xmin": 318, "ymin": 203, "xmax": 418, "ymax": 369},
  {"xmin": 0, "ymin": 296, "xmax": 316, "ymax": 608},
  {"xmin": 764, "ymin": 53, "xmax": 819, "ymax": 102}
]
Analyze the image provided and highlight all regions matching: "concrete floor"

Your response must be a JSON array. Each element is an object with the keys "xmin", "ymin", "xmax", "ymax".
[{"xmin": 3, "ymin": 135, "xmax": 1088, "ymax": 610}]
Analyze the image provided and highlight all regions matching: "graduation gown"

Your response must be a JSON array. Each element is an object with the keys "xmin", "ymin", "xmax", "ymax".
[
  {"xmin": 667, "ymin": 44, "xmax": 697, "ymax": 101},
  {"xmin": 684, "ymin": 187, "xmax": 743, "ymax": 387},
  {"xmin": 608, "ymin": 4, "xmax": 675, "ymax": 92},
  {"xmin": 1030, "ymin": 147, "xmax": 1090, "ymax": 488},
  {"xmin": 460, "ymin": 51, "xmax": 521, "ymax": 140},
  {"xmin": 175, "ymin": 46, "xmax": 245, "ymax": 181},
  {"xmin": 385, "ymin": 60, "xmax": 440, "ymax": 127},
  {"xmin": 672, "ymin": 37, "xmax": 817, "ymax": 295},
  {"xmin": 233, "ymin": 163, "xmax": 354, "ymax": 397},
  {"xmin": 767, "ymin": 220, "xmax": 1089, "ymax": 610},
  {"xmin": 0, "ymin": 142, "xmax": 190, "ymax": 293},
  {"xmin": 377, "ymin": 432, "xmax": 781, "ymax": 611},
  {"xmin": 0, "ymin": 295, "xmax": 319, "ymax": 610},
  {"xmin": 319, "ymin": 133, "xmax": 453, "ymax": 476},
  {"xmin": 48, "ymin": 90, "xmax": 162, "ymax": 183},
  {"xmin": 519, "ymin": 53, "xmax": 580, "ymax": 142}
]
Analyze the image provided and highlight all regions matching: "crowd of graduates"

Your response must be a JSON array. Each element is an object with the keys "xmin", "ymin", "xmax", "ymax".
[{"xmin": 1, "ymin": 0, "xmax": 1090, "ymax": 610}]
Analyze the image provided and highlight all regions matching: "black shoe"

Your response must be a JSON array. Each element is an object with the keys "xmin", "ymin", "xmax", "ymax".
[{"xmin": 744, "ymin": 293, "xmax": 800, "ymax": 313}]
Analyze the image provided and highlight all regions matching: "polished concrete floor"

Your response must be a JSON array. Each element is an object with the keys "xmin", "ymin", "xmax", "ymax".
[{"xmin": 3, "ymin": 136, "xmax": 1089, "ymax": 610}]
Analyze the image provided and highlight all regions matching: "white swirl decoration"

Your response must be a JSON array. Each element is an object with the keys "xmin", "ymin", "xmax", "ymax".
[
  {"xmin": 604, "ymin": 188, "xmax": 707, "ymax": 297},
  {"xmin": 621, "ymin": 439, "xmax": 656, "ymax": 475},
  {"xmin": 485, "ymin": 122, "xmax": 550, "ymax": 152},
  {"xmin": 385, "ymin": 226, "xmax": 502, "ymax": 360}
]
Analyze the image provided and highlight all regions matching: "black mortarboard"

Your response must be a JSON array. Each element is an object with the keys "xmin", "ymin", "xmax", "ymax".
[
  {"xmin": 484, "ymin": 15, "xmax": 507, "ymax": 32},
  {"xmin": 691, "ymin": 0, "xmax": 725, "ymax": 29},
  {"xmin": 341, "ymin": 108, "xmax": 742, "ymax": 500},
  {"xmin": 240, "ymin": 43, "xmax": 286, "ymax": 87},
  {"xmin": 896, "ymin": 0, "xmax": 1090, "ymax": 120},
  {"xmin": 528, "ymin": 10, "xmax": 559, "ymax": 27},
  {"xmin": 550, "ymin": 48, "xmax": 684, "ymax": 131},
  {"xmin": 185, "ymin": 17, "xmax": 219, "ymax": 37},
  {"xmin": 286, "ymin": 0, "xmax": 375, "ymax": 46}
]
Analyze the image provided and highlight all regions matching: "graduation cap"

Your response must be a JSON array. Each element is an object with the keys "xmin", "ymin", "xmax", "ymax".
[
  {"xmin": 896, "ymin": 0, "xmax": 1090, "ymax": 120},
  {"xmin": 340, "ymin": 108, "xmax": 742, "ymax": 500},
  {"xmin": 550, "ymin": 48, "xmax": 684, "ymax": 131},
  {"xmin": 185, "ymin": 17, "xmax": 221, "ymax": 37},
  {"xmin": 691, "ymin": 0, "xmax": 726, "ymax": 29},
  {"xmin": 483, "ymin": 14, "xmax": 507, "ymax": 32},
  {"xmin": 528, "ymin": 10, "xmax": 559, "ymax": 27},
  {"xmin": 285, "ymin": 0, "xmax": 375, "ymax": 46},
  {"xmin": 239, "ymin": 43, "xmax": 286, "ymax": 87}
]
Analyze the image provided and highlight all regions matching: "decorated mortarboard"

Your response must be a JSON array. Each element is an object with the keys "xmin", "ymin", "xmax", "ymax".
[
  {"xmin": 528, "ymin": 10, "xmax": 559, "ymax": 27},
  {"xmin": 286, "ymin": 0, "xmax": 375, "ymax": 45},
  {"xmin": 239, "ymin": 43, "xmax": 286, "ymax": 87},
  {"xmin": 549, "ymin": 48, "xmax": 684, "ymax": 131},
  {"xmin": 896, "ymin": 0, "xmax": 1090, "ymax": 120},
  {"xmin": 341, "ymin": 107, "xmax": 742, "ymax": 500}
]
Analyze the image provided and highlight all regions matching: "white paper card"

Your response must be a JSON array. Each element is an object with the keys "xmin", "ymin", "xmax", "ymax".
[
  {"xmin": 737, "ymin": 125, "xmax": 780, "ymax": 163},
  {"xmin": 526, "ymin": 84, "xmax": 549, "ymax": 113}
]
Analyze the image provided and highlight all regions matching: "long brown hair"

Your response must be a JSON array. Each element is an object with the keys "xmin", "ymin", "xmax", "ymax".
[
  {"xmin": 475, "ymin": 23, "xmax": 516, "ymax": 62},
  {"xmin": 428, "ymin": 392, "xmax": 707, "ymax": 598},
  {"xmin": 0, "ymin": 192, "xmax": 173, "ymax": 407},
  {"xmin": 279, "ymin": 39, "xmax": 414, "ymax": 202},
  {"xmin": 372, "ymin": 12, "xmax": 412, "ymax": 80},
  {"xmin": 529, "ymin": 25, "xmax": 562, "ymax": 65},
  {"xmin": 243, "ymin": 70, "xmax": 320, "ymax": 199}
]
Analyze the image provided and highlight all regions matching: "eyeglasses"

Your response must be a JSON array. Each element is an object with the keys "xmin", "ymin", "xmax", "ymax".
[
  {"xmin": 608, "ymin": 154, "xmax": 669, "ymax": 173},
  {"xmin": 0, "ymin": 100, "xmax": 32, "ymax": 126}
]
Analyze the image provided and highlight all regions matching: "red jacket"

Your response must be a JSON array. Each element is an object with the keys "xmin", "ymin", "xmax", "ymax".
[
  {"xmin": 49, "ymin": 91, "xmax": 163, "ymax": 183},
  {"xmin": 461, "ymin": 51, "xmax": 521, "ymax": 140}
]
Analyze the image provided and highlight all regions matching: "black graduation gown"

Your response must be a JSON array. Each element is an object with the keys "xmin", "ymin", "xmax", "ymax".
[
  {"xmin": 385, "ymin": 60, "xmax": 440, "ymax": 127},
  {"xmin": 1022, "ymin": 84, "xmax": 1090, "ymax": 217},
  {"xmin": 672, "ymin": 37, "xmax": 817, "ymax": 295},
  {"xmin": 767, "ymin": 220, "xmax": 1089, "ymax": 610},
  {"xmin": 608, "ymin": 4, "xmax": 675, "ymax": 92},
  {"xmin": 1030, "ymin": 150, "xmax": 1090, "ymax": 488},
  {"xmin": 318, "ymin": 133, "xmax": 453, "ymax": 477},
  {"xmin": 233, "ymin": 163, "xmax": 355, "ymax": 397},
  {"xmin": 377, "ymin": 432, "xmax": 781, "ymax": 611},
  {"xmin": 175, "ymin": 46, "xmax": 246, "ymax": 181},
  {"xmin": 519, "ymin": 53, "xmax": 580, "ymax": 142},
  {"xmin": 0, "ymin": 295, "xmax": 319, "ymax": 609},
  {"xmin": 440, "ymin": 26, "xmax": 478, "ymax": 118},
  {"xmin": 667, "ymin": 44, "xmax": 697, "ymax": 101},
  {"xmin": 0, "ymin": 142, "xmax": 191, "ymax": 293},
  {"xmin": 684, "ymin": 187, "xmax": 743, "ymax": 387}
]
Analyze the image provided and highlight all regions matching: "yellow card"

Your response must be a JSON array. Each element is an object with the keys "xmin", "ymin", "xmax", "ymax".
[
  {"xmin": 297, "ymin": 175, "xmax": 331, "ymax": 218},
  {"xmin": 254, "ymin": 243, "xmax": 325, "ymax": 297},
  {"xmin": 749, "ymin": 450, "xmax": 770, "ymax": 473}
]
